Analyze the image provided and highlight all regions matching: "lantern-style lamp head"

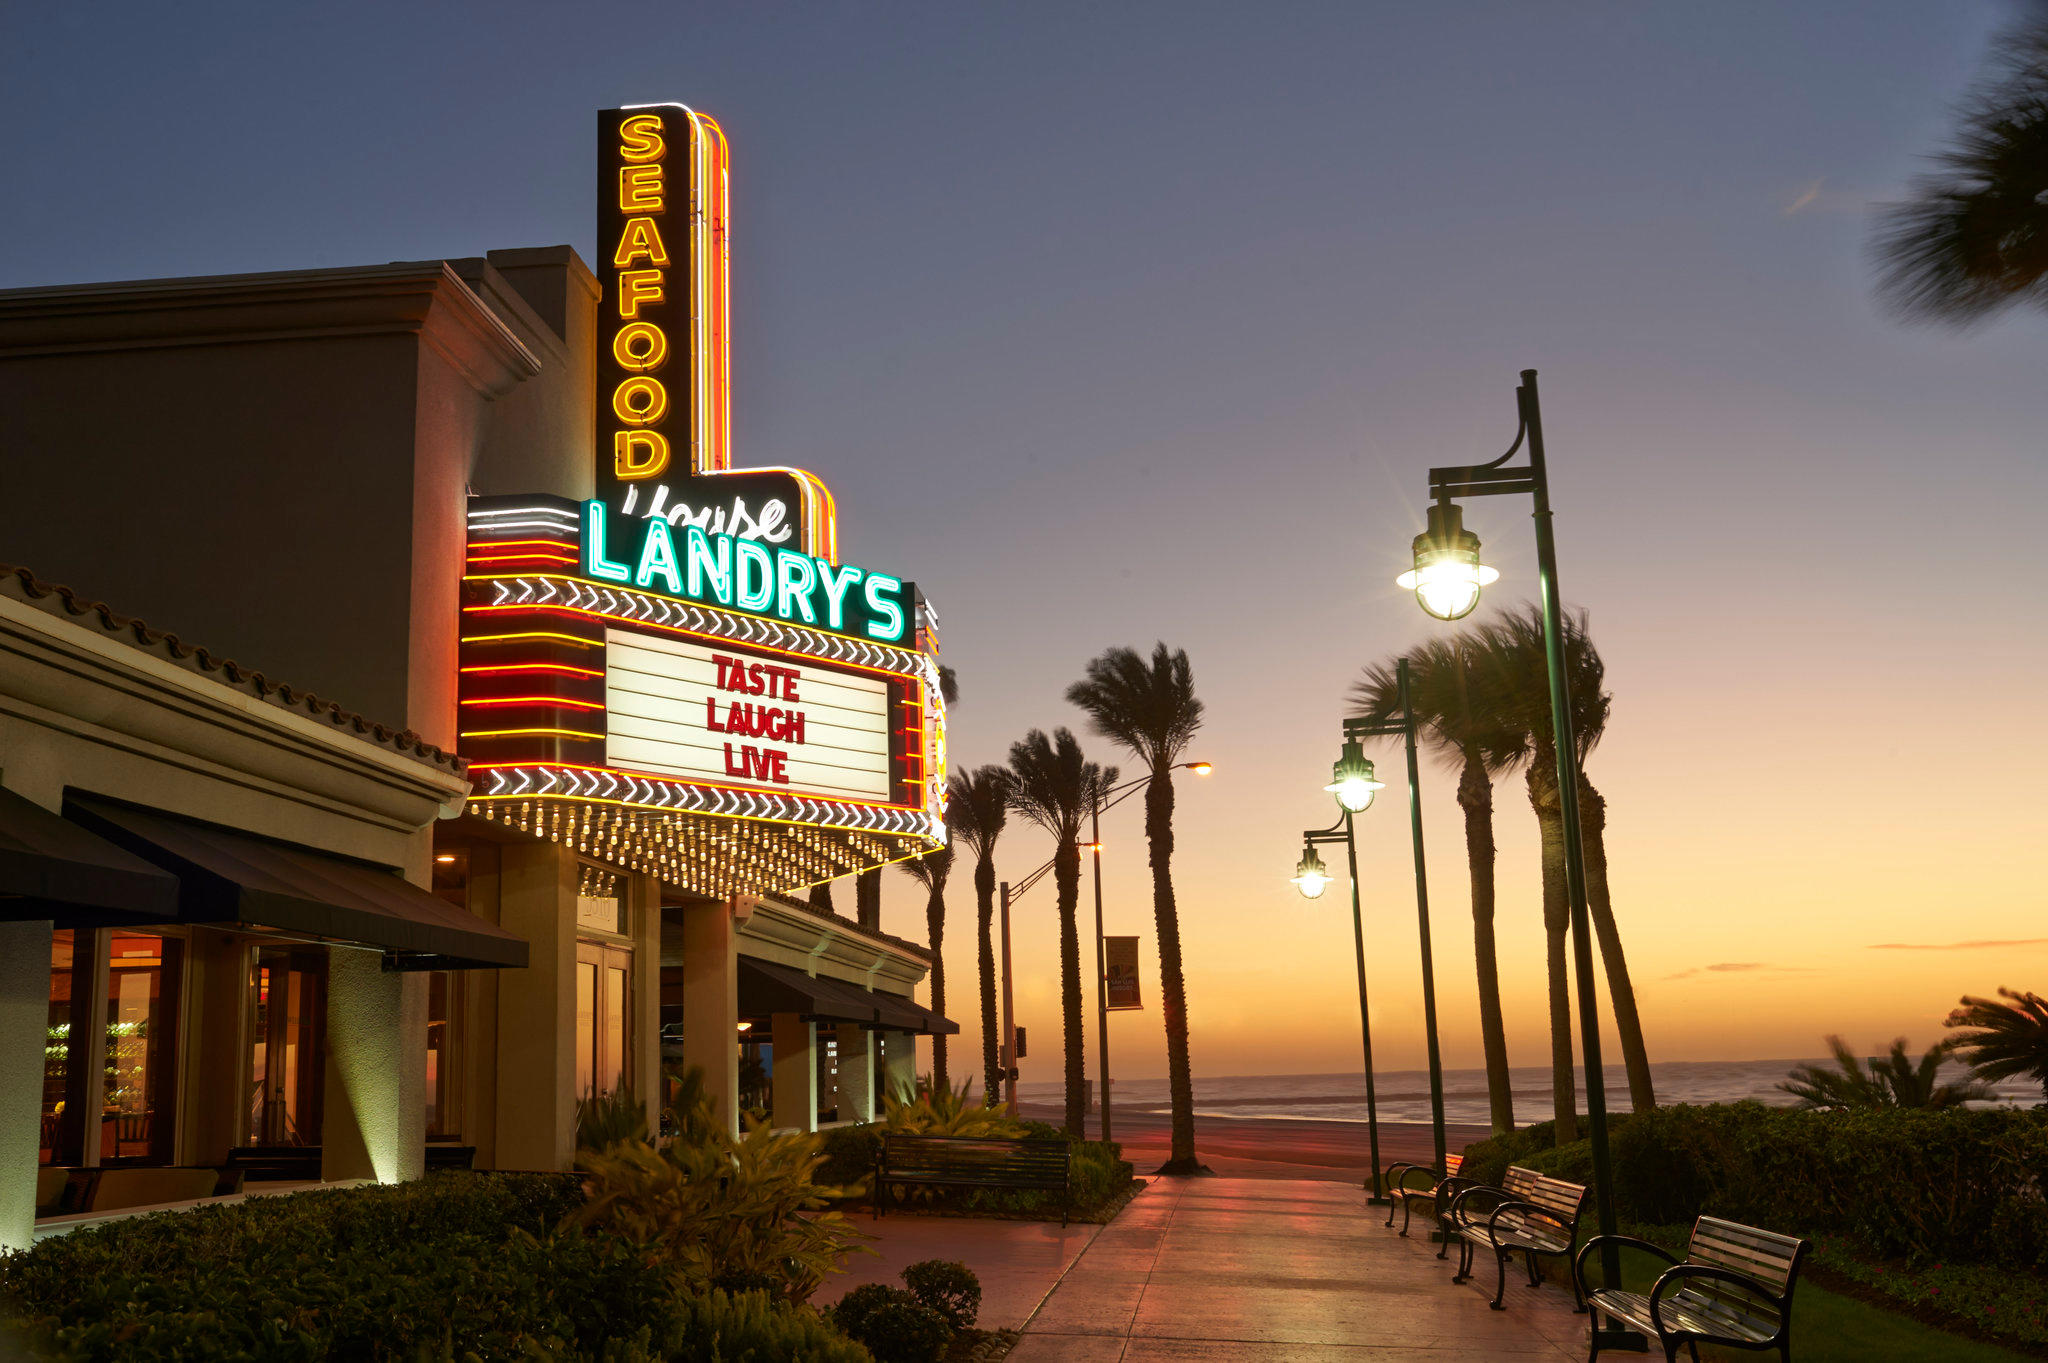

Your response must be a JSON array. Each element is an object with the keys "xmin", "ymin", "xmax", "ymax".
[
  {"xmin": 1324, "ymin": 738, "xmax": 1385, "ymax": 813},
  {"xmin": 1397, "ymin": 498, "xmax": 1498, "ymax": 621},
  {"xmin": 1291, "ymin": 843, "xmax": 1331, "ymax": 899}
]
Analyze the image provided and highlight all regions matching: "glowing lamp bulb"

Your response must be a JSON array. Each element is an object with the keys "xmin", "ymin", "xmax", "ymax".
[
  {"xmin": 1186, "ymin": 762, "xmax": 1214, "ymax": 775},
  {"xmin": 1292, "ymin": 845, "xmax": 1331, "ymax": 899},
  {"xmin": 1324, "ymin": 740, "xmax": 1385, "ymax": 814},
  {"xmin": 1397, "ymin": 500, "xmax": 1498, "ymax": 621}
]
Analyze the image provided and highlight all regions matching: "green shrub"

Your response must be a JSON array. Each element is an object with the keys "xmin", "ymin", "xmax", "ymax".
[
  {"xmin": 851, "ymin": 1299, "xmax": 951, "ymax": 1363},
  {"xmin": 902, "ymin": 1259, "xmax": 980, "ymax": 1330},
  {"xmin": 817, "ymin": 1121, "xmax": 882, "ymax": 1189},
  {"xmin": 575, "ymin": 1085, "xmax": 650, "ymax": 1151},
  {"xmin": 568, "ymin": 1121, "xmax": 869, "ymax": 1304},
  {"xmin": 829, "ymin": 1283, "xmax": 911, "ymax": 1337},
  {"xmin": 665, "ymin": 1289, "xmax": 872, "ymax": 1363},
  {"xmin": 1469, "ymin": 1104, "xmax": 2048, "ymax": 1269}
]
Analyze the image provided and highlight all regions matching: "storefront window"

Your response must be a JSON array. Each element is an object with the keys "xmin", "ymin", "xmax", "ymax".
[
  {"xmin": 247, "ymin": 947, "xmax": 323, "ymax": 1147},
  {"xmin": 575, "ymin": 960, "xmax": 597, "ymax": 1099},
  {"xmin": 104, "ymin": 933, "xmax": 182, "ymax": 1164},
  {"xmin": 41, "ymin": 930, "xmax": 84, "ymax": 1166},
  {"xmin": 815, "ymin": 1031, "xmax": 839, "ymax": 1124}
]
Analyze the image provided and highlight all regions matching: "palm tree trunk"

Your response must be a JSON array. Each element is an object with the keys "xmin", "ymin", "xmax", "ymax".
[
  {"xmin": 1530, "ymin": 758, "xmax": 1578, "ymax": 1143},
  {"xmin": 1579, "ymin": 780, "xmax": 1655, "ymax": 1113},
  {"xmin": 976, "ymin": 854, "xmax": 1000, "ymax": 1105},
  {"xmin": 1458, "ymin": 754, "xmax": 1514, "ymax": 1136},
  {"xmin": 1055, "ymin": 844, "xmax": 1086, "ymax": 1136},
  {"xmin": 1146, "ymin": 771, "xmax": 1204, "ymax": 1173},
  {"xmin": 926, "ymin": 884, "xmax": 948, "ymax": 1094}
]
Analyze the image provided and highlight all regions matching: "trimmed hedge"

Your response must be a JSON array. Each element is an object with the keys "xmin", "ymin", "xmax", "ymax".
[
  {"xmin": 0, "ymin": 1172, "xmax": 869, "ymax": 1362},
  {"xmin": 1461, "ymin": 1103, "xmax": 2048, "ymax": 1267}
]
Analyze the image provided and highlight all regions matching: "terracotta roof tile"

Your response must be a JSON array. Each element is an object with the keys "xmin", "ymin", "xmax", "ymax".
[{"xmin": 0, "ymin": 563, "xmax": 463, "ymax": 774}]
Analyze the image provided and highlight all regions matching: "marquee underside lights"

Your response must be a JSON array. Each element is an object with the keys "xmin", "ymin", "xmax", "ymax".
[{"xmin": 453, "ymin": 105, "xmax": 947, "ymax": 896}]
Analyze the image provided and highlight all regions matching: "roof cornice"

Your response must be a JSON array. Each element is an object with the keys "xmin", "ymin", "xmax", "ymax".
[{"xmin": 0, "ymin": 261, "xmax": 540, "ymax": 398}]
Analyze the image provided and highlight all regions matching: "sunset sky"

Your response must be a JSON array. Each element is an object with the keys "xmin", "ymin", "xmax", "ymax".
[{"xmin": 5, "ymin": 2, "xmax": 2044, "ymax": 1085}]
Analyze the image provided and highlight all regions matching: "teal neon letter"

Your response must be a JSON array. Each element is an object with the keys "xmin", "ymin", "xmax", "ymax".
[
  {"xmin": 775, "ymin": 551, "xmax": 819, "ymax": 624},
  {"xmin": 686, "ymin": 527, "xmax": 731, "ymax": 604},
  {"xmin": 863, "ymin": 572, "xmax": 906, "ymax": 642},
  {"xmin": 735, "ymin": 538, "xmax": 775, "ymax": 611},
  {"xmin": 635, "ymin": 518, "xmax": 682, "ymax": 594},
  {"xmin": 815, "ymin": 560, "xmax": 863, "ymax": 630},
  {"xmin": 585, "ymin": 500, "xmax": 631, "ymax": 583}
]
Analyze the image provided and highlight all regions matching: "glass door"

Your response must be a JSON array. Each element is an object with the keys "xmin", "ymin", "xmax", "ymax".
[
  {"xmin": 573, "ymin": 941, "xmax": 632, "ymax": 1101},
  {"xmin": 246, "ymin": 948, "xmax": 325, "ymax": 1147}
]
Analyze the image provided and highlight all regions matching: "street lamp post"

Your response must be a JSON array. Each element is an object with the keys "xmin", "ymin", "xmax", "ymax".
[
  {"xmin": 1342, "ymin": 657, "xmax": 1450, "ymax": 1180},
  {"xmin": 1295, "ymin": 809, "xmax": 1387, "ymax": 1203},
  {"xmin": 1398, "ymin": 367, "xmax": 1624, "ymax": 1299}
]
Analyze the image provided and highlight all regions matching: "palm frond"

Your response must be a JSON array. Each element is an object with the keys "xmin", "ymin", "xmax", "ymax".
[
  {"xmin": 1006, "ymin": 727, "xmax": 1117, "ymax": 844},
  {"xmin": 899, "ymin": 843, "xmax": 953, "ymax": 891},
  {"xmin": 1065, "ymin": 643, "xmax": 1204, "ymax": 774},
  {"xmin": 1945, "ymin": 987, "xmax": 2048, "ymax": 1094},
  {"xmin": 946, "ymin": 765, "xmax": 1011, "ymax": 860},
  {"xmin": 1874, "ymin": 12, "xmax": 2048, "ymax": 325}
]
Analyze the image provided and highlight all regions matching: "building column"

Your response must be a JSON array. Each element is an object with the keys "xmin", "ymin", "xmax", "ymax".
[
  {"xmin": 881, "ymin": 1029, "xmax": 918, "ymax": 1107},
  {"xmin": 770, "ymin": 1012, "xmax": 816, "ymax": 1132},
  {"xmin": 836, "ymin": 1024, "xmax": 876, "ymax": 1124},
  {"xmin": 629, "ymin": 873, "xmax": 661, "ymax": 1123},
  {"xmin": 494, "ymin": 840, "xmax": 576, "ymax": 1172},
  {"xmin": 679, "ymin": 895, "xmax": 740, "ymax": 1137},
  {"xmin": 322, "ymin": 948, "xmax": 426, "ymax": 1183},
  {"xmin": 178, "ymin": 928, "xmax": 249, "ymax": 1168},
  {"xmin": 0, "ymin": 920, "xmax": 52, "ymax": 1252}
]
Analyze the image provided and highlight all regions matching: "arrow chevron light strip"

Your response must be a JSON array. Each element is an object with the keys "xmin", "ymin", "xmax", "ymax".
[
  {"xmin": 477, "ymin": 764, "xmax": 939, "ymax": 837},
  {"xmin": 481, "ymin": 575, "xmax": 922, "ymax": 674}
]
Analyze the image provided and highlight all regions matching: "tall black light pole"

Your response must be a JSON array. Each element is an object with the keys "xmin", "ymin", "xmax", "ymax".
[
  {"xmin": 1341, "ymin": 657, "xmax": 1449, "ymax": 1177},
  {"xmin": 1398, "ymin": 368, "xmax": 1621, "ymax": 1294},
  {"xmin": 1292, "ymin": 808, "xmax": 1386, "ymax": 1203}
]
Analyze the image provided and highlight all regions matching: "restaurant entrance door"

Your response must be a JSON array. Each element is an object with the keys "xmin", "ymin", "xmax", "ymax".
[{"xmin": 246, "ymin": 948, "xmax": 325, "ymax": 1147}]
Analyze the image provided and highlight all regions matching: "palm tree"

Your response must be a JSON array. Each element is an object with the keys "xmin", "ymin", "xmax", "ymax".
[
  {"xmin": 1873, "ymin": 12, "xmax": 2048, "ymax": 325},
  {"xmin": 948, "ymin": 765, "xmax": 1013, "ymax": 1104},
  {"xmin": 1779, "ymin": 1036, "xmax": 1994, "ymax": 1110},
  {"xmin": 900, "ymin": 845, "xmax": 956, "ymax": 1092},
  {"xmin": 1067, "ymin": 644, "xmax": 1208, "ymax": 1174},
  {"xmin": 1352, "ymin": 637, "xmax": 1525, "ymax": 1136},
  {"xmin": 1007, "ymin": 728, "xmax": 1116, "ymax": 1136},
  {"xmin": 1473, "ymin": 605, "xmax": 1655, "ymax": 1131},
  {"xmin": 1945, "ymin": 988, "xmax": 2048, "ymax": 1103}
]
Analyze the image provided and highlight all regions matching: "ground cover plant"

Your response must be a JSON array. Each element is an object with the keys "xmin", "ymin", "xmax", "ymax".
[
  {"xmin": 830, "ymin": 1260, "xmax": 990, "ymax": 1363},
  {"xmin": 1458, "ymin": 1102, "xmax": 2048, "ymax": 1351}
]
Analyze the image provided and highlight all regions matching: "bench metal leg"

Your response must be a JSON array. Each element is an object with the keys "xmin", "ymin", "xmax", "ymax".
[{"xmin": 1489, "ymin": 1248, "xmax": 1509, "ymax": 1310}]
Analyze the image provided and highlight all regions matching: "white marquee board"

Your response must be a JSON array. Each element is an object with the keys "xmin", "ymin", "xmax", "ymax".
[{"xmin": 605, "ymin": 628, "xmax": 895, "ymax": 803}]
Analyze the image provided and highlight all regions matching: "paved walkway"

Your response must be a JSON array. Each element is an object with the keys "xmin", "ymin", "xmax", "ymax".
[{"xmin": 1010, "ymin": 1177, "xmax": 1590, "ymax": 1361}]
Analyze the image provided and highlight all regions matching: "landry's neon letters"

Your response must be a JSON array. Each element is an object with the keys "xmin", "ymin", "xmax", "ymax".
[{"xmin": 583, "ymin": 499, "xmax": 907, "ymax": 642}]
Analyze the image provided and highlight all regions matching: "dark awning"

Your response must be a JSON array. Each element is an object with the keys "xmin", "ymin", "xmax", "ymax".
[
  {"xmin": 873, "ymin": 990, "xmax": 960, "ymax": 1036},
  {"xmin": 738, "ymin": 955, "xmax": 956, "ymax": 1033},
  {"xmin": 0, "ymin": 786, "xmax": 180, "ymax": 926},
  {"xmin": 69, "ymin": 799, "xmax": 527, "ymax": 970}
]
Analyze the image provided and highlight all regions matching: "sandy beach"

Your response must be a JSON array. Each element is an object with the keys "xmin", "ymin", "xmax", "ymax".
[{"xmin": 1017, "ymin": 1101, "xmax": 1490, "ymax": 1182}]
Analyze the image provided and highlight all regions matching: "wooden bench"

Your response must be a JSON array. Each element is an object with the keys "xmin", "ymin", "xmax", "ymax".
[
  {"xmin": 1575, "ymin": 1216, "xmax": 1808, "ymax": 1362},
  {"xmin": 1445, "ymin": 1165, "xmax": 1590, "ymax": 1311},
  {"xmin": 874, "ymin": 1134, "xmax": 1072, "ymax": 1226},
  {"xmin": 1382, "ymin": 1152, "xmax": 1463, "ymax": 1238}
]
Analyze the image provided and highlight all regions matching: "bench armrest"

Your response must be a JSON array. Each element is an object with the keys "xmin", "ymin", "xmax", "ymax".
[
  {"xmin": 1649, "ymin": 1264, "xmax": 1787, "ymax": 1337},
  {"xmin": 1483, "ymin": 1198, "xmax": 1571, "ymax": 1250},
  {"xmin": 1386, "ymin": 1163, "xmax": 1443, "ymax": 1195},
  {"xmin": 1445, "ymin": 1182, "xmax": 1509, "ymax": 1226},
  {"xmin": 1573, "ymin": 1234, "xmax": 1678, "ymax": 1296}
]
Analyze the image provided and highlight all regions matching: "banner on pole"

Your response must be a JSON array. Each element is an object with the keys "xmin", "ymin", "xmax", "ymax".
[{"xmin": 1105, "ymin": 936, "xmax": 1143, "ymax": 1010}]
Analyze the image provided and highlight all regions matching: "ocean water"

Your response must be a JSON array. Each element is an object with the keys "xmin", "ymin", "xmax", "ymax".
[{"xmin": 1016, "ymin": 1059, "xmax": 2042, "ymax": 1126}]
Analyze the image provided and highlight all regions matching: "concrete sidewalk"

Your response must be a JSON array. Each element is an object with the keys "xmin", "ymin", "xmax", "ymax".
[{"xmin": 1010, "ymin": 1177, "xmax": 1589, "ymax": 1361}]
